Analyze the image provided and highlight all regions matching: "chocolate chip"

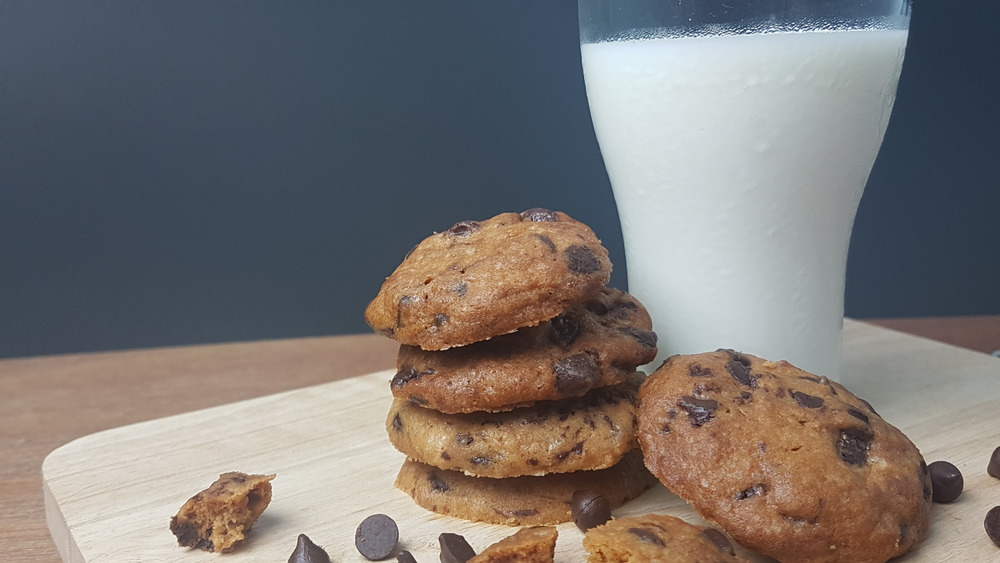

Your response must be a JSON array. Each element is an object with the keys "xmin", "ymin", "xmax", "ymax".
[
  {"xmin": 549, "ymin": 314, "xmax": 582, "ymax": 348},
  {"xmin": 391, "ymin": 413, "xmax": 403, "ymax": 432},
  {"xmin": 454, "ymin": 282, "xmax": 468, "ymax": 297},
  {"xmin": 521, "ymin": 207, "xmax": 559, "ymax": 222},
  {"xmin": 728, "ymin": 350, "xmax": 752, "ymax": 367},
  {"xmin": 447, "ymin": 220, "xmax": 481, "ymax": 236},
  {"xmin": 396, "ymin": 551, "xmax": 417, "ymax": 563},
  {"xmin": 726, "ymin": 359, "xmax": 757, "ymax": 387},
  {"xmin": 791, "ymin": 391, "xmax": 824, "ymax": 409},
  {"xmin": 689, "ymin": 364, "xmax": 715, "ymax": 377},
  {"xmin": 438, "ymin": 532, "xmax": 476, "ymax": 563},
  {"xmin": 628, "ymin": 527, "xmax": 665, "ymax": 546},
  {"xmin": 553, "ymin": 353, "xmax": 600, "ymax": 396},
  {"xmin": 679, "ymin": 396, "xmax": 719, "ymax": 426},
  {"xmin": 989, "ymin": 446, "xmax": 1000, "ymax": 479},
  {"xmin": 391, "ymin": 365, "xmax": 435, "ymax": 388},
  {"xmin": 735, "ymin": 483, "xmax": 767, "ymax": 500},
  {"xmin": 585, "ymin": 299, "xmax": 609, "ymax": 316},
  {"xmin": 428, "ymin": 472, "xmax": 450, "ymax": 492},
  {"xmin": 288, "ymin": 534, "xmax": 331, "ymax": 563},
  {"xmin": 433, "ymin": 313, "xmax": 449, "ymax": 326},
  {"xmin": 571, "ymin": 490, "xmax": 612, "ymax": 531},
  {"xmin": 986, "ymin": 506, "xmax": 1000, "ymax": 547},
  {"xmin": 847, "ymin": 406, "xmax": 870, "ymax": 424},
  {"xmin": 836, "ymin": 428, "xmax": 873, "ymax": 466},
  {"xmin": 533, "ymin": 233, "xmax": 557, "ymax": 251},
  {"xmin": 701, "ymin": 528, "xmax": 735, "ymax": 555},
  {"xmin": 556, "ymin": 442, "xmax": 584, "ymax": 462},
  {"xmin": 627, "ymin": 328, "xmax": 658, "ymax": 349},
  {"xmin": 455, "ymin": 433, "xmax": 473, "ymax": 446},
  {"xmin": 469, "ymin": 456, "xmax": 492, "ymax": 466},
  {"xmin": 355, "ymin": 514, "xmax": 398, "ymax": 561},
  {"xmin": 565, "ymin": 245, "xmax": 601, "ymax": 274},
  {"xmin": 928, "ymin": 461, "xmax": 963, "ymax": 503}
]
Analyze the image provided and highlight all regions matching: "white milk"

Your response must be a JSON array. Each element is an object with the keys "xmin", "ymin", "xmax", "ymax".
[{"xmin": 581, "ymin": 28, "xmax": 907, "ymax": 378}]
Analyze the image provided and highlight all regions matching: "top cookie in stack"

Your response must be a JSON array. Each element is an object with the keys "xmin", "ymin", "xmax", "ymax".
[
  {"xmin": 365, "ymin": 208, "xmax": 660, "ymax": 526},
  {"xmin": 365, "ymin": 208, "xmax": 614, "ymax": 351}
]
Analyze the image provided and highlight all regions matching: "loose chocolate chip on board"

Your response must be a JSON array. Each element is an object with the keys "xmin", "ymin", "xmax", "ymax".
[
  {"xmin": 439, "ymin": 532, "xmax": 476, "ymax": 563},
  {"xmin": 701, "ymin": 528, "xmax": 736, "ymax": 556},
  {"xmin": 928, "ymin": 461, "xmax": 964, "ymax": 503},
  {"xmin": 397, "ymin": 551, "xmax": 418, "ymax": 563},
  {"xmin": 355, "ymin": 514, "xmax": 399, "ymax": 561},
  {"xmin": 986, "ymin": 506, "xmax": 1000, "ymax": 547},
  {"xmin": 988, "ymin": 446, "xmax": 1000, "ymax": 478},
  {"xmin": 565, "ymin": 244, "xmax": 601, "ymax": 274},
  {"xmin": 288, "ymin": 534, "xmax": 332, "ymax": 563},
  {"xmin": 571, "ymin": 490, "xmax": 612, "ymax": 531}
]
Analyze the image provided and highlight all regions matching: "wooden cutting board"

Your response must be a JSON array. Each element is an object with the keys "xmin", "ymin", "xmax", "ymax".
[{"xmin": 43, "ymin": 320, "xmax": 1000, "ymax": 562}]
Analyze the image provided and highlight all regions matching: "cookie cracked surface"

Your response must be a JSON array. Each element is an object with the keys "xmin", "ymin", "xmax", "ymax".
[
  {"xmin": 636, "ymin": 349, "xmax": 932, "ymax": 563},
  {"xmin": 365, "ymin": 208, "xmax": 612, "ymax": 351}
]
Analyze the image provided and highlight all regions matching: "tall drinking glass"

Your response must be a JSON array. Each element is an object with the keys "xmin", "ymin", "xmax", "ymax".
[{"xmin": 579, "ymin": 0, "xmax": 911, "ymax": 379}]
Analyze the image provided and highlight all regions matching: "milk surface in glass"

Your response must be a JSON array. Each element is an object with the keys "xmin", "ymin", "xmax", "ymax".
[{"xmin": 581, "ymin": 28, "xmax": 908, "ymax": 378}]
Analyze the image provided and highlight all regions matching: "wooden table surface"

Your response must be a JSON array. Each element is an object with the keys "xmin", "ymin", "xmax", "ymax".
[{"xmin": 3, "ymin": 316, "xmax": 999, "ymax": 562}]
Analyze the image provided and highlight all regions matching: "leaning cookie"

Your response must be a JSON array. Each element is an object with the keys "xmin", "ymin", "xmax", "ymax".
[
  {"xmin": 365, "ymin": 208, "xmax": 612, "ymax": 351},
  {"xmin": 391, "ymin": 288, "xmax": 656, "ymax": 413},
  {"xmin": 637, "ymin": 349, "xmax": 932, "ymax": 563},
  {"xmin": 394, "ymin": 450, "xmax": 657, "ymax": 526},
  {"xmin": 583, "ymin": 513, "xmax": 749, "ymax": 563},
  {"xmin": 387, "ymin": 373, "xmax": 642, "ymax": 478}
]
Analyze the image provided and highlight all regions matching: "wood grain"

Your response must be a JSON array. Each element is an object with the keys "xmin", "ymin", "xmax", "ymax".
[
  {"xmin": 40, "ymin": 320, "xmax": 1000, "ymax": 562},
  {"xmin": 1, "ymin": 334, "xmax": 398, "ymax": 563}
]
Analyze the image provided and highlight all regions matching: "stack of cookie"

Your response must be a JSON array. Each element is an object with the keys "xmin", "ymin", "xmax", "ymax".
[{"xmin": 365, "ymin": 208, "xmax": 660, "ymax": 526}]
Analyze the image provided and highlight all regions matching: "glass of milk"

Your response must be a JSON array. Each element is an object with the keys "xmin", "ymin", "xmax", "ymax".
[{"xmin": 579, "ymin": 0, "xmax": 911, "ymax": 379}]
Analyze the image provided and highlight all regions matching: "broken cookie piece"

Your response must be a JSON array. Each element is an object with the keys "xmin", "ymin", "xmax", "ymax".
[{"xmin": 170, "ymin": 471, "xmax": 275, "ymax": 552}]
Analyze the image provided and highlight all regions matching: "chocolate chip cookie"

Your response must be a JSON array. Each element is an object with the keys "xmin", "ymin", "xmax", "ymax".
[
  {"xmin": 583, "ymin": 513, "xmax": 749, "ymax": 563},
  {"xmin": 365, "ymin": 208, "xmax": 612, "ymax": 351},
  {"xmin": 390, "ymin": 288, "xmax": 656, "ymax": 413},
  {"xmin": 637, "ymin": 349, "xmax": 932, "ymax": 563},
  {"xmin": 393, "ymin": 450, "xmax": 657, "ymax": 526},
  {"xmin": 386, "ymin": 373, "xmax": 642, "ymax": 478}
]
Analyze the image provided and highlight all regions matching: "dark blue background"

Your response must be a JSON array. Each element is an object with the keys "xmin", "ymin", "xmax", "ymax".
[{"xmin": 2, "ymin": 1, "xmax": 998, "ymax": 358}]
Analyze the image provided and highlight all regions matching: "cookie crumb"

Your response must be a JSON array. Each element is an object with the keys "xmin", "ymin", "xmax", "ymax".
[{"xmin": 169, "ymin": 471, "xmax": 275, "ymax": 553}]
